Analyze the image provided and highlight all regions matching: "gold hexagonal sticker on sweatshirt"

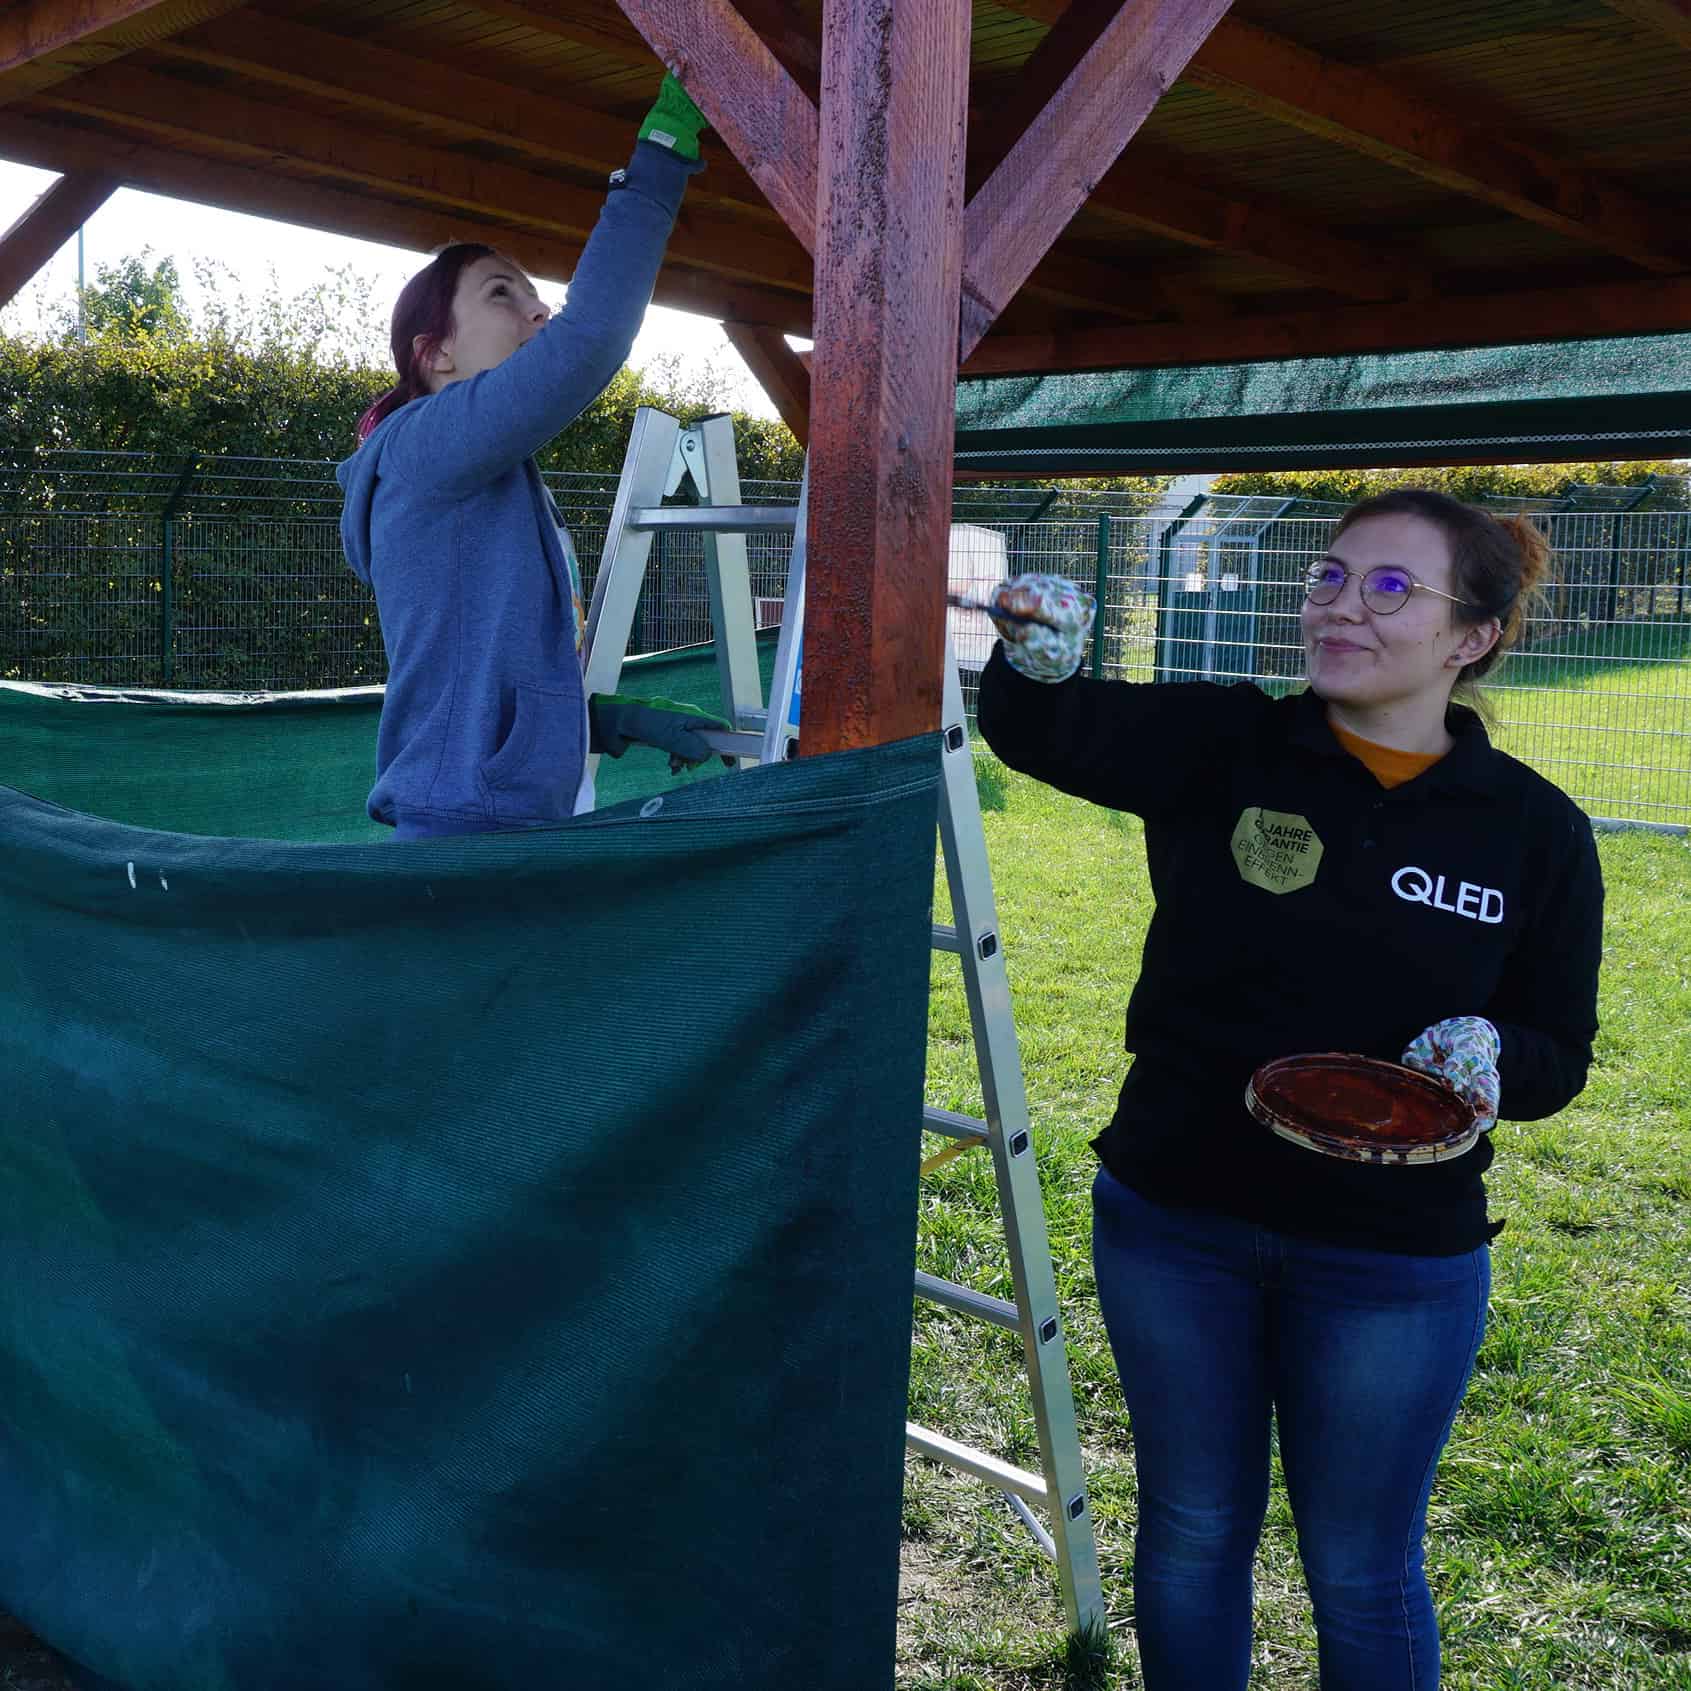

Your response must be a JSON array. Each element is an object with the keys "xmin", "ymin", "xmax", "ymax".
[{"xmin": 1231, "ymin": 807, "xmax": 1324, "ymax": 894}]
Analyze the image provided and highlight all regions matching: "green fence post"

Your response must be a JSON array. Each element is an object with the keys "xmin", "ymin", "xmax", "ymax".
[
  {"xmin": 1091, "ymin": 513, "xmax": 1109, "ymax": 680},
  {"xmin": 160, "ymin": 457, "xmax": 198, "ymax": 686}
]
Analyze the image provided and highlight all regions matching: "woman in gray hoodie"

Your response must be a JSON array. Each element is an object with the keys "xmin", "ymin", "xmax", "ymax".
[{"xmin": 337, "ymin": 75, "xmax": 721, "ymax": 839}]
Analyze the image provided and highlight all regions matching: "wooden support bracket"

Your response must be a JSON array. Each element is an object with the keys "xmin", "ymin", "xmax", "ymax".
[{"xmin": 0, "ymin": 170, "xmax": 116, "ymax": 310}]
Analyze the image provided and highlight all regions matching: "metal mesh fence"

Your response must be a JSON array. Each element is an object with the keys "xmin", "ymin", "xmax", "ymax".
[
  {"xmin": 3, "ymin": 455, "xmax": 1686, "ymax": 827},
  {"xmin": 1105, "ymin": 494, "xmax": 1691, "ymax": 831}
]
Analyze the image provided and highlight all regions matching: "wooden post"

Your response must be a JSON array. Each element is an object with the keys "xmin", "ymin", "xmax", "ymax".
[{"xmin": 802, "ymin": 0, "xmax": 971, "ymax": 754}]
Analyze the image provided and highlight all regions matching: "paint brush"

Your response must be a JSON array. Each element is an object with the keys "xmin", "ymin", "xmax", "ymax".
[{"xmin": 945, "ymin": 593, "xmax": 1059, "ymax": 631}]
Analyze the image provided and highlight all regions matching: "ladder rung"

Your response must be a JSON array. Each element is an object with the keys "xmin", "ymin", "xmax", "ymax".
[
  {"xmin": 695, "ymin": 729, "xmax": 767, "ymax": 758},
  {"xmin": 915, "ymin": 1270, "xmax": 1020, "ymax": 1331},
  {"xmin": 922, "ymin": 1105, "xmax": 987, "ymax": 1140},
  {"xmin": 627, "ymin": 505, "xmax": 800, "ymax": 533},
  {"xmin": 905, "ymin": 1422, "xmax": 1049, "ymax": 1506},
  {"xmin": 931, "ymin": 923, "xmax": 960, "ymax": 952}
]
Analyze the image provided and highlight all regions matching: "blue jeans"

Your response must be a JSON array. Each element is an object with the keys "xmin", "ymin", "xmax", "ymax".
[{"xmin": 1091, "ymin": 1167, "xmax": 1489, "ymax": 1691}]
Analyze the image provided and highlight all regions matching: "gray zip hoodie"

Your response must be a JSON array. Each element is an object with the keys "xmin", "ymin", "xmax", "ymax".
[{"xmin": 337, "ymin": 143, "xmax": 697, "ymax": 837}]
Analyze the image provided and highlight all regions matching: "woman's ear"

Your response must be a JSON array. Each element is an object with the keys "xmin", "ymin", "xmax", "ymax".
[
  {"xmin": 413, "ymin": 333, "xmax": 454, "ymax": 382},
  {"xmin": 1449, "ymin": 616, "xmax": 1501, "ymax": 669}
]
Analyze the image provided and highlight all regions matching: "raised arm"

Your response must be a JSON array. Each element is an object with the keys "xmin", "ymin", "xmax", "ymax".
[{"xmin": 378, "ymin": 138, "xmax": 700, "ymax": 494}]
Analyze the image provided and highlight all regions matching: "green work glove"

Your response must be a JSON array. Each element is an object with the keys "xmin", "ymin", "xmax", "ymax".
[
  {"xmin": 638, "ymin": 72, "xmax": 708, "ymax": 163},
  {"xmin": 589, "ymin": 691, "xmax": 730, "ymax": 774}
]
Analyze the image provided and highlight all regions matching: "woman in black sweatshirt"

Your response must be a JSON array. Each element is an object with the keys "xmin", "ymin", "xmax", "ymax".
[{"xmin": 977, "ymin": 490, "xmax": 1602, "ymax": 1691}]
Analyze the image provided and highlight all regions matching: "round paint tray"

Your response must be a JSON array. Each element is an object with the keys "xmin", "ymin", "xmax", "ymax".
[{"xmin": 1245, "ymin": 1052, "xmax": 1480, "ymax": 1166}]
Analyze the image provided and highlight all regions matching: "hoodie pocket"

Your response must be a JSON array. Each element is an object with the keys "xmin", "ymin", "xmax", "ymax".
[{"xmin": 478, "ymin": 682, "xmax": 583, "ymax": 823}]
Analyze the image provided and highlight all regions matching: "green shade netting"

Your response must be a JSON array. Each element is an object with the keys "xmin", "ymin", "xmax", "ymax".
[
  {"xmin": 0, "ymin": 639, "xmax": 772, "ymax": 845},
  {"xmin": 0, "ymin": 722, "xmax": 941, "ymax": 1691},
  {"xmin": 954, "ymin": 333, "xmax": 1691, "ymax": 472}
]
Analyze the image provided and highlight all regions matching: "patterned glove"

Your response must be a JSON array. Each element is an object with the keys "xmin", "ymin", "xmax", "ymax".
[
  {"xmin": 638, "ymin": 72, "xmax": 708, "ymax": 162},
  {"xmin": 989, "ymin": 573, "xmax": 1096, "ymax": 684},
  {"xmin": 1402, "ymin": 1016, "xmax": 1502, "ymax": 1132}
]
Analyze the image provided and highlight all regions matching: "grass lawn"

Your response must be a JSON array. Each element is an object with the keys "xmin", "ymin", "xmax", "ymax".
[{"xmin": 903, "ymin": 761, "xmax": 1691, "ymax": 1690}]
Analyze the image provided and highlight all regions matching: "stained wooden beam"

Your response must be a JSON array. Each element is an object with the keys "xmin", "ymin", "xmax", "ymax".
[
  {"xmin": 0, "ymin": 169, "xmax": 115, "ymax": 307},
  {"xmin": 962, "ymin": 273, "xmax": 1691, "ymax": 375},
  {"xmin": 1184, "ymin": 17, "xmax": 1691, "ymax": 275},
  {"xmin": 970, "ymin": 0, "xmax": 1117, "ymax": 180},
  {"xmin": 0, "ymin": 0, "xmax": 247, "ymax": 95},
  {"xmin": 720, "ymin": 0, "xmax": 821, "ymax": 100},
  {"xmin": 1080, "ymin": 147, "xmax": 1406, "ymax": 301},
  {"xmin": 1598, "ymin": 0, "xmax": 1691, "ymax": 51},
  {"xmin": 154, "ymin": 13, "xmax": 776, "ymax": 221},
  {"xmin": 804, "ymin": 0, "xmax": 970, "ymax": 754},
  {"xmin": 959, "ymin": 0, "xmax": 1236, "ymax": 361},
  {"xmin": 721, "ymin": 321, "xmax": 810, "ymax": 442},
  {"xmin": 30, "ymin": 62, "xmax": 814, "ymax": 290},
  {"xmin": 468, "ymin": 0, "xmax": 649, "ymax": 60},
  {"xmin": 613, "ymin": 0, "xmax": 821, "ymax": 253},
  {"xmin": 0, "ymin": 108, "xmax": 814, "ymax": 335},
  {"xmin": 988, "ymin": 2, "xmax": 1691, "ymax": 275}
]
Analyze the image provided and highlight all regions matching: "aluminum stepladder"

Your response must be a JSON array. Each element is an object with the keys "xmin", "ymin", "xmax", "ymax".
[{"xmin": 582, "ymin": 408, "xmax": 1105, "ymax": 1635}]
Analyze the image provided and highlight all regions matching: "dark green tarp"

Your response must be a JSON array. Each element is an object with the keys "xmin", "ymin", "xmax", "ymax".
[
  {"xmin": 0, "ymin": 638, "xmax": 773, "ymax": 846},
  {"xmin": 954, "ymin": 333, "xmax": 1691, "ymax": 473},
  {"xmin": 0, "ymin": 729, "xmax": 940, "ymax": 1691}
]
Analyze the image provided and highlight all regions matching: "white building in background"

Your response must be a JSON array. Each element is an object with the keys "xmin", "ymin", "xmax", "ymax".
[{"xmin": 947, "ymin": 523, "xmax": 1009, "ymax": 676}]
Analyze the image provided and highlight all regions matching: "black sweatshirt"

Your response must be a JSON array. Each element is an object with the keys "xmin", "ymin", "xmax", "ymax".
[{"xmin": 976, "ymin": 648, "xmax": 1604, "ymax": 1255}]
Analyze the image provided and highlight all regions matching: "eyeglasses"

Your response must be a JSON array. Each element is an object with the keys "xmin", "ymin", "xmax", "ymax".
[{"xmin": 1303, "ymin": 560, "xmax": 1474, "ymax": 616}]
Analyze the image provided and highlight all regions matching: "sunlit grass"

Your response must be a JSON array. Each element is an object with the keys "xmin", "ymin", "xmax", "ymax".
[{"xmin": 901, "ymin": 766, "xmax": 1690, "ymax": 1690}]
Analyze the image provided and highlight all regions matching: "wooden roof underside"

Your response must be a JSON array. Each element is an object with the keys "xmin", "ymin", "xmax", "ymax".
[{"xmin": 4, "ymin": 0, "xmax": 1691, "ymax": 374}]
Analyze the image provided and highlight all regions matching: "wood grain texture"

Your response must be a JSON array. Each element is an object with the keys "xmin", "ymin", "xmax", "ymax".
[
  {"xmin": 804, "ymin": 0, "xmax": 971, "ymax": 754},
  {"xmin": 30, "ymin": 61, "xmax": 814, "ymax": 289},
  {"xmin": 613, "ymin": 0, "xmax": 822, "ymax": 251},
  {"xmin": 963, "ymin": 273, "xmax": 1691, "ymax": 375},
  {"xmin": 960, "ymin": 0, "xmax": 1236, "ymax": 360},
  {"xmin": 0, "ymin": 105, "xmax": 815, "ymax": 332},
  {"xmin": 721, "ymin": 320, "xmax": 811, "ymax": 442}
]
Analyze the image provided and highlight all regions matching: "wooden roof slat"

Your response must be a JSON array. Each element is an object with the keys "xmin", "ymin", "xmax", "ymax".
[
  {"xmin": 0, "ymin": 102, "xmax": 814, "ymax": 333},
  {"xmin": 1595, "ymin": 0, "xmax": 1691, "ymax": 50},
  {"xmin": 1183, "ymin": 15, "xmax": 1691, "ymax": 275},
  {"xmin": 153, "ymin": 12, "xmax": 778, "ymax": 220},
  {"xmin": 0, "ymin": 0, "xmax": 248, "ymax": 98},
  {"xmin": 27, "ymin": 60, "xmax": 816, "ymax": 290},
  {"xmin": 468, "ymin": 0, "xmax": 649, "ymax": 59},
  {"xmin": 991, "ymin": 2, "xmax": 1691, "ymax": 274},
  {"xmin": 960, "ymin": 0, "xmax": 1237, "ymax": 360},
  {"xmin": 964, "ymin": 272, "xmax": 1691, "ymax": 375}
]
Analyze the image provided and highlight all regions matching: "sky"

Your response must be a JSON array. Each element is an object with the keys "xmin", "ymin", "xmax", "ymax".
[{"xmin": 0, "ymin": 159, "xmax": 780, "ymax": 418}]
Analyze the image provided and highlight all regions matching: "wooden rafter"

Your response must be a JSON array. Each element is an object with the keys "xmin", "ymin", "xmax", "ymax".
[
  {"xmin": 962, "ymin": 272, "xmax": 1691, "ymax": 375},
  {"xmin": 720, "ymin": 0, "xmax": 821, "ymax": 99},
  {"xmin": 592, "ymin": 0, "xmax": 823, "ymax": 253},
  {"xmin": 803, "ymin": 0, "xmax": 971, "ymax": 753},
  {"xmin": 1598, "ymin": 0, "xmax": 1691, "ymax": 51},
  {"xmin": 0, "ymin": 107, "xmax": 813, "ymax": 334},
  {"xmin": 0, "ymin": 169, "xmax": 116, "ymax": 308},
  {"xmin": 466, "ymin": 0, "xmax": 650, "ymax": 61},
  {"xmin": 1184, "ymin": 17, "xmax": 1691, "ymax": 275},
  {"xmin": 989, "ymin": 2, "xmax": 1691, "ymax": 275},
  {"xmin": 1062, "ymin": 147, "xmax": 1406, "ymax": 301},
  {"xmin": 0, "ymin": 0, "xmax": 247, "ymax": 96},
  {"xmin": 154, "ymin": 13, "xmax": 777, "ymax": 221},
  {"xmin": 720, "ymin": 321, "xmax": 810, "ymax": 442},
  {"xmin": 28, "ymin": 62, "xmax": 815, "ymax": 292},
  {"xmin": 959, "ymin": 0, "xmax": 1236, "ymax": 360}
]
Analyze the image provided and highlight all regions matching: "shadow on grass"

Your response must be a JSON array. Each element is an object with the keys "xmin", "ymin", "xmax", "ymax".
[{"xmin": 1501, "ymin": 619, "xmax": 1691, "ymax": 691}]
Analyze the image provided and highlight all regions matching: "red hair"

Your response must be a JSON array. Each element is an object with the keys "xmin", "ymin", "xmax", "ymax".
[{"xmin": 355, "ymin": 243, "xmax": 496, "ymax": 444}]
